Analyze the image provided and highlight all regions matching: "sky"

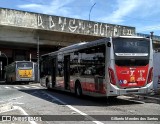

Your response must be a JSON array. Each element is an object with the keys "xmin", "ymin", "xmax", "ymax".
[{"xmin": 0, "ymin": 0, "xmax": 160, "ymax": 35}]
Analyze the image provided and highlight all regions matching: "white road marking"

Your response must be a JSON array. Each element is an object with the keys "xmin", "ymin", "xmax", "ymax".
[
  {"xmin": 13, "ymin": 86, "xmax": 20, "ymax": 89},
  {"xmin": 0, "ymin": 103, "xmax": 13, "ymax": 113},
  {"xmin": 12, "ymin": 102, "xmax": 24, "ymax": 105},
  {"xmin": 4, "ymin": 85, "xmax": 41, "ymax": 89},
  {"xmin": 119, "ymin": 96, "xmax": 145, "ymax": 104},
  {"xmin": 13, "ymin": 106, "xmax": 37, "ymax": 124},
  {"xmin": 133, "ymin": 94, "xmax": 160, "ymax": 101},
  {"xmin": 42, "ymin": 91, "xmax": 104, "ymax": 124},
  {"xmin": 30, "ymin": 86, "xmax": 41, "ymax": 89},
  {"xmin": 8, "ymin": 96, "xmax": 24, "ymax": 101},
  {"xmin": 4, "ymin": 86, "xmax": 11, "ymax": 89},
  {"xmin": 22, "ymin": 86, "xmax": 30, "ymax": 89}
]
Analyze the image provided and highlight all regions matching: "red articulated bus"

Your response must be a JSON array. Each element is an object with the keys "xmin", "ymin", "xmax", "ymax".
[{"xmin": 40, "ymin": 36, "xmax": 153, "ymax": 97}]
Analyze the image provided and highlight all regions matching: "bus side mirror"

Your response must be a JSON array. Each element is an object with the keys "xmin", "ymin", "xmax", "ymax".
[{"xmin": 107, "ymin": 42, "xmax": 111, "ymax": 47}]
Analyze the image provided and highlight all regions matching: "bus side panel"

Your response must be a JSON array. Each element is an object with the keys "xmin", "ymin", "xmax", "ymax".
[
  {"xmin": 83, "ymin": 77, "xmax": 106, "ymax": 94},
  {"xmin": 153, "ymin": 52, "xmax": 160, "ymax": 92},
  {"xmin": 56, "ymin": 77, "xmax": 65, "ymax": 88}
]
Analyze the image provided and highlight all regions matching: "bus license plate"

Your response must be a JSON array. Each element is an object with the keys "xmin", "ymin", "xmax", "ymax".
[{"xmin": 18, "ymin": 70, "xmax": 32, "ymax": 78}]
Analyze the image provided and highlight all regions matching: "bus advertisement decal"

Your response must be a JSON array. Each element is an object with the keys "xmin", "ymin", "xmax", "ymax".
[{"xmin": 18, "ymin": 69, "xmax": 32, "ymax": 78}]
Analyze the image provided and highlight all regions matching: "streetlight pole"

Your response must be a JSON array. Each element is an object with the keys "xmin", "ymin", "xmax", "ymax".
[
  {"xmin": 150, "ymin": 31, "xmax": 154, "ymax": 40},
  {"xmin": 89, "ymin": 3, "xmax": 96, "ymax": 21},
  {"xmin": 37, "ymin": 35, "xmax": 40, "ymax": 82}
]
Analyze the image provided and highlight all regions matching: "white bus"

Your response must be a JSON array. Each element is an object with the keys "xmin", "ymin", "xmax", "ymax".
[
  {"xmin": 40, "ymin": 36, "xmax": 153, "ymax": 97},
  {"xmin": 5, "ymin": 61, "xmax": 35, "ymax": 84}
]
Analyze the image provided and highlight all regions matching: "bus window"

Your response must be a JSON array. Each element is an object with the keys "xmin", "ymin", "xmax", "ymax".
[
  {"xmin": 57, "ymin": 54, "xmax": 64, "ymax": 77},
  {"xmin": 113, "ymin": 38, "xmax": 150, "ymax": 66},
  {"xmin": 76, "ymin": 44, "xmax": 106, "ymax": 77},
  {"xmin": 17, "ymin": 62, "xmax": 33, "ymax": 68}
]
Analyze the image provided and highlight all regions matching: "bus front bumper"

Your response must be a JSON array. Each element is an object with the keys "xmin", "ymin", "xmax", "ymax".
[
  {"xmin": 108, "ymin": 82, "xmax": 154, "ymax": 96},
  {"xmin": 16, "ymin": 77, "xmax": 34, "ymax": 82}
]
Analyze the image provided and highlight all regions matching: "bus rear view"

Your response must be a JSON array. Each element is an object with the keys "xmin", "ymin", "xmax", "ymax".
[
  {"xmin": 5, "ymin": 61, "xmax": 35, "ymax": 84},
  {"xmin": 108, "ymin": 36, "xmax": 153, "ymax": 96}
]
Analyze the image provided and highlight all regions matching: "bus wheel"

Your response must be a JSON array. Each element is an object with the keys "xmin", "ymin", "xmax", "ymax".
[
  {"xmin": 107, "ymin": 96, "xmax": 117, "ymax": 100},
  {"xmin": 46, "ymin": 82, "xmax": 50, "ymax": 89},
  {"xmin": 25, "ymin": 82, "xmax": 29, "ymax": 85},
  {"xmin": 75, "ymin": 82, "xmax": 82, "ymax": 97},
  {"xmin": 11, "ymin": 78, "xmax": 13, "ymax": 84},
  {"xmin": 46, "ymin": 79, "xmax": 51, "ymax": 90},
  {"xmin": 5, "ymin": 78, "xmax": 8, "ymax": 84}
]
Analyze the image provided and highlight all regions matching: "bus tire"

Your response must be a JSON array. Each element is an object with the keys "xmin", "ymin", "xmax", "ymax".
[
  {"xmin": 5, "ymin": 78, "xmax": 8, "ymax": 84},
  {"xmin": 46, "ymin": 78, "xmax": 51, "ymax": 90},
  {"xmin": 75, "ymin": 81, "xmax": 82, "ymax": 97},
  {"xmin": 11, "ymin": 78, "xmax": 13, "ymax": 84},
  {"xmin": 108, "ymin": 96, "xmax": 117, "ymax": 100},
  {"xmin": 25, "ymin": 82, "xmax": 29, "ymax": 85}
]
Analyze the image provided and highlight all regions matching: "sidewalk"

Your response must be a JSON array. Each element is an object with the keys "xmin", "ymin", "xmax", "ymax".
[
  {"xmin": 0, "ymin": 103, "xmax": 33, "ymax": 124},
  {"xmin": 133, "ymin": 90, "xmax": 160, "ymax": 101},
  {"xmin": 0, "ymin": 102, "xmax": 13, "ymax": 114}
]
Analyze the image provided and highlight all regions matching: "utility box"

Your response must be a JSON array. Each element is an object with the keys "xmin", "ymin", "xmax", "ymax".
[
  {"xmin": 34, "ymin": 62, "xmax": 39, "ymax": 83},
  {"xmin": 153, "ymin": 52, "xmax": 160, "ymax": 92}
]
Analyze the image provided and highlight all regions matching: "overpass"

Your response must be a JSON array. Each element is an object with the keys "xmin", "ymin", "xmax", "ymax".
[
  {"xmin": 0, "ymin": 8, "xmax": 136, "ymax": 79},
  {"xmin": 0, "ymin": 8, "xmax": 135, "ymax": 47}
]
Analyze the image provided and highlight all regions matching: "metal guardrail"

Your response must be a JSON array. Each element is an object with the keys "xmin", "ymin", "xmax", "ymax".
[{"xmin": 136, "ymin": 33, "xmax": 160, "ymax": 41}]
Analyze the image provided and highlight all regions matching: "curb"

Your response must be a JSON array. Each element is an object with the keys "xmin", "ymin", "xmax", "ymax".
[
  {"xmin": 0, "ymin": 103, "xmax": 13, "ymax": 113},
  {"xmin": 133, "ymin": 94, "xmax": 160, "ymax": 101}
]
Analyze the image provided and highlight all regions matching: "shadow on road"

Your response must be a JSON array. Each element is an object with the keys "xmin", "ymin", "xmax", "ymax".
[
  {"xmin": 0, "ymin": 82, "xmax": 35, "ymax": 85},
  {"xmin": 17, "ymin": 88, "xmax": 145, "ymax": 107}
]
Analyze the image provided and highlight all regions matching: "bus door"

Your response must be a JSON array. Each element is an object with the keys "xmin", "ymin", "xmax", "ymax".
[
  {"xmin": 50, "ymin": 58, "xmax": 56, "ymax": 87},
  {"xmin": 64, "ymin": 55, "xmax": 70, "ymax": 90},
  {"xmin": 95, "ymin": 75, "xmax": 104, "ymax": 92}
]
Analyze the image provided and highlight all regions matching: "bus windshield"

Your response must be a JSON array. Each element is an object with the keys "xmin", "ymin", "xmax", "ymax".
[
  {"xmin": 113, "ymin": 38, "xmax": 150, "ymax": 56},
  {"xmin": 17, "ymin": 62, "xmax": 33, "ymax": 68},
  {"xmin": 113, "ymin": 38, "xmax": 150, "ymax": 66}
]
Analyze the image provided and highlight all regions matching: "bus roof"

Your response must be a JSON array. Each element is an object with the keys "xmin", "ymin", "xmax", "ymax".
[
  {"xmin": 41, "ymin": 36, "xmax": 149, "ymax": 57},
  {"xmin": 14, "ymin": 61, "xmax": 33, "ymax": 62},
  {"xmin": 58, "ymin": 38, "xmax": 109, "ymax": 53},
  {"xmin": 119, "ymin": 35, "xmax": 147, "ymax": 39},
  {"xmin": 5, "ymin": 61, "xmax": 33, "ymax": 67},
  {"xmin": 41, "ymin": 38, "xmax": 109, "ymax": 57},
  {"xmin": 58, "ymin": 42, "xmax": 88, "ymax": 52}
]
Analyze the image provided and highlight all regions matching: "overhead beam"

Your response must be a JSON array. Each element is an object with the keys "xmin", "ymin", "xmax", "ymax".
[{"xmin": 0, "ymin": 8, "xmax": 135, "ymax": 37}]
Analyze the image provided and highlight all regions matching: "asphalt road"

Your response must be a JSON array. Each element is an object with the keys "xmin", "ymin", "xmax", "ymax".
[{"xmin": 0, "ymin": 83, "xmax": 160, "ymax": 124}]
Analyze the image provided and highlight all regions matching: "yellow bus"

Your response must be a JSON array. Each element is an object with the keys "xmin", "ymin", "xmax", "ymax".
[{"xmin": 5, "ymin": 61, "xmax": 35, "ymax": 84}]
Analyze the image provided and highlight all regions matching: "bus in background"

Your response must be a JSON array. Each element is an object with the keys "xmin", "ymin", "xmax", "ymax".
[
  {"xmin": 40, "ymin": 36, "xmax": 153, "ymax": 97},
  {"xmin": 5, "ymin": 61, "xmax": 35, "ymax": 84}
]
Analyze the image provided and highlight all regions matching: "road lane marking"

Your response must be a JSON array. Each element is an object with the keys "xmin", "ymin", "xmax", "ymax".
[
  {"xmin": 4, "ymin": 86, "xmax": 11, "ymax": 89},
  {"xmin": 11, "ymin": 96, "xmax": 24, "ymax": 100},
  {"xmin": 13, "ymin": 86, "xmax": 20, "ymax": 89},
  {"xmin": 7, "ymin": 96, "xmax": 24, "ymax": 102},
  {"xmin": 0, "ymin": 103, "xmax": 13, "ymax": 113},
  {"xmin": 30, "ymin": 86, "xmax": 41, "ymax": 89},
  {"xmin": 118, "ymin": 96, "xmax": 145, "ymax": 104},
  {"xmin": 22, "ymin": 86, "xmax": 30, "ymax": 89},
  {"xmin": 13, "ymin": 106, "xmax": 37, "ymax": 124},
  {"xmin": 42, "ymin": 91, "xmax": 104, "ymax": 124},
  {"xmin": 4, "ymin": 85, "xmax": 41, "ymax": 89},
  {"xmin": 12, "ymin": 102, "xmax": 24, "ymax": 105}
]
